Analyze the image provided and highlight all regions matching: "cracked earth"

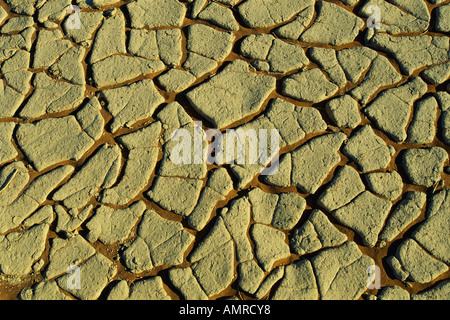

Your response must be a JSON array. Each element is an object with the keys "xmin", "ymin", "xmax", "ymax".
[{"xmin": 0, "ymin": 0, "xmax": 449, "ymax": 300}]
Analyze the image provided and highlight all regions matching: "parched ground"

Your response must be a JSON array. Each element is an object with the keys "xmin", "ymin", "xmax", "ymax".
[{"xmin": 0, "ymin": 0, "xmax": 449, "ymax": 300}]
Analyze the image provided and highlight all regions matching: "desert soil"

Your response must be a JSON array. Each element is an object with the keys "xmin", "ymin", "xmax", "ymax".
[{"xmin": 0, "ymin": 0, "xmax": 449, "ymax": 300}]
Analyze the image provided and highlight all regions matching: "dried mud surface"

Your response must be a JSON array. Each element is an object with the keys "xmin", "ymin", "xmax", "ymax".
[{"xmin": 0, "ymin": 0, "xmax": 449, "ymax": 300}]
